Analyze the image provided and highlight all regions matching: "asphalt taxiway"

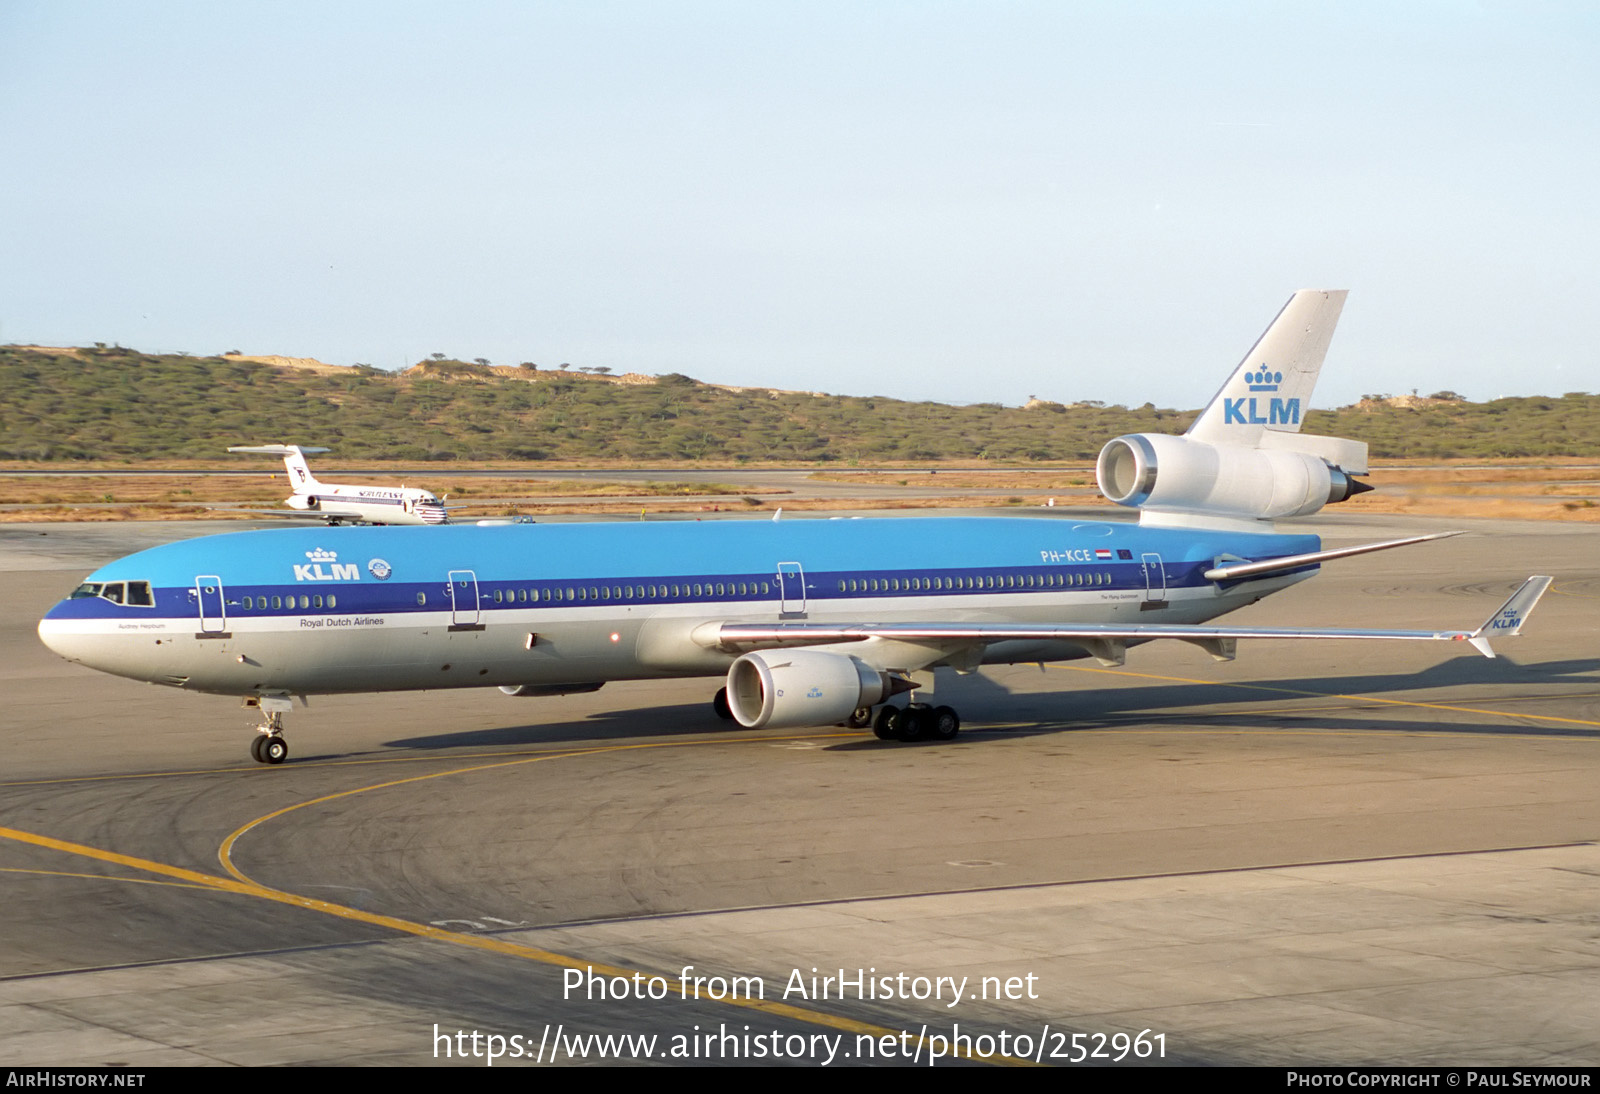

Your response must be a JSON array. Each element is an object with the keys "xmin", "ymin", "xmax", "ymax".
[{"xmin": 2, "ymin": 514, "xmax": 1597, "ymax": 1066}]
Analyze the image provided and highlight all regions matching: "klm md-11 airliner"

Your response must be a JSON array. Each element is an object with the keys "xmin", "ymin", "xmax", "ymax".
[{"xmin": 38, "ymin": 291, "xmax": 1551, "ymax": 764}]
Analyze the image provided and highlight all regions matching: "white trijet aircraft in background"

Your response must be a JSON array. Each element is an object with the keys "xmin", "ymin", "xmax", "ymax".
[{"xmin": 225, "ymin": 444, "xmax": 449, "ymax": 526}]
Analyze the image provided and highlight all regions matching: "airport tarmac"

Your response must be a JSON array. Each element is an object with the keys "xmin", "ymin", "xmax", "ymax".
[{"xmin": 2, "ymin": 514, "xmax": 1597, "ymax": 1066}]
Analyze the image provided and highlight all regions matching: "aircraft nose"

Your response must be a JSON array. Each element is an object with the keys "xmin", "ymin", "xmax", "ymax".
[{"xmin": 37, "ymin": 608, "xmax": 87, "ymax": 663}]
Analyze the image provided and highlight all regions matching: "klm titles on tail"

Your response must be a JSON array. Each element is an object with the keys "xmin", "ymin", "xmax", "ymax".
[{"xmin": 1222, "ymin": 368, "xmax": 1300, "ymax": 426}]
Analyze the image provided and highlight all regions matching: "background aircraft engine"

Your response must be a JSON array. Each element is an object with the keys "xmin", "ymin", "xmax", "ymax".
[
  {"xmin": 726, "ymin": 650, "xmax": 896, "ymax": 729},
  {"xmin": 1096, "ymin": 433, "xmax": 1366, "ymax": 521}
]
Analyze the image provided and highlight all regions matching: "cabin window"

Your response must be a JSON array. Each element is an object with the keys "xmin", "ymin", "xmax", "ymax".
[
  {"xmin": 273, "ymin": 596, "xmax": 283, "ymax": 609},
  {"xmin": 327, "ymin": 594, "xmax": 336, "ymax": 609},
  {"xmin": 312, "ymin": 595, "xmax": 323, "ymax": 609},
  {"xmin": 416, "ymin": 592, "xmax": 426, "ymax": 606},
  {"xmin": 299, "ymin": 595, "xmax": 310, "ymax": 609},
  {"xmin": 494, "ymin": 589, "xmax": 503, "ymax": 604}
]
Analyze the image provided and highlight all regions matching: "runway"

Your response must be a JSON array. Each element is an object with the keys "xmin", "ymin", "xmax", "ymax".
[{"xmin": 2, "ymin": 514, "xmax": 1598, "ymax": 1066}]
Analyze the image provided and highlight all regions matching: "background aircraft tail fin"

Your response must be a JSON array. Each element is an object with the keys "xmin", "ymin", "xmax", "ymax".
[{"xmin": 227, "ymin": 444, "xmax": 329, "ymax": 491}]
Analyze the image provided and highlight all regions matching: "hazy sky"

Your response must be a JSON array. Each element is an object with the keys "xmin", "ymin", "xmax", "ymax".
[{"xmin": 2, "ymin": 2, "xmax": 1595, "ymax": 410}]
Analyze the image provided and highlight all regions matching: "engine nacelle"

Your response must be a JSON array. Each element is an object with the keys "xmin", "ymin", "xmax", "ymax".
[
  {"xmin": 1096, "ymin": 433, "xmax": 1366, "ymax": 522},
  {"xmin": 725, "ymin": 650, "xmax": 897, "ymax": 729}
]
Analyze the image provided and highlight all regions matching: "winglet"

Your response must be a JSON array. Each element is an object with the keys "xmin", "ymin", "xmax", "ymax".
[{"xmin": 1467, "ymin": 576, "xmax": 1553, "ymax": 657}]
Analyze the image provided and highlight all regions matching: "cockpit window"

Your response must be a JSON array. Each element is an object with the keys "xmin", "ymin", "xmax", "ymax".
[{"xmin": 68, "ymin": 580, "xmax": 154, "ymax": 607}]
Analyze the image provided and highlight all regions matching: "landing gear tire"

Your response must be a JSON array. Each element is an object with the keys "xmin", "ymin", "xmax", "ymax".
[
  {"xmin": 898, "ymin": 705, "xmax": 928, "ymax": 742},
  {"xmin": 249, "ymin": 702, "xmax": 290, "ymax": 764},
  {"xmin": 712, "ymin": 687, "xmax": 734, "ymax": 721},
  {"xmin": 873, "ymin": 706, "xmax": 904, "ymax": 741},
  {"xmin": 845, "ymin": 706, "xmax": 873, "ymax": 729},
  {"xmin": 930, "ymin": 705, "xmax": 961, "ymax": 740}
]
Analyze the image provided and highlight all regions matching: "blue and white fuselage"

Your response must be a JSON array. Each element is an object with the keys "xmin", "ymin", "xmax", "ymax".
[{"xmin": 38, "ymin": 517, "xmax": 1317, "ymax": 697}]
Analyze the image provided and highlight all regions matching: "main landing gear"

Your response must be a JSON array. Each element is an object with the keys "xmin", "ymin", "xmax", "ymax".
[
  {"xmin": 707, "ymin": 688, "xmax": 962, "ymax": 743},
  {"xmin": 874, "ymin": 703, "xmax": 960, "ymax": 743},
  {"xmin": 246, "ymin": 697, "xmax": 291, "ymax": 764}
]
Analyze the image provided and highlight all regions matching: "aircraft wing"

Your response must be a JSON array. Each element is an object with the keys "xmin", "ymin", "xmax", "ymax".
[
  {"xmin": 205, "ymin": 507, "xmax": 379, "ymax": 524},
  {"xmin": 697, "ymin": 576, "xmax": 1553, "ymax": 665}
]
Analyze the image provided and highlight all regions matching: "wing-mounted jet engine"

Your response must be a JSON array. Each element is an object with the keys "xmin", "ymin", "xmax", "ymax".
[{"xmin": 1096, "ymin": 290, "xmax": 1373, "ymax": 530}]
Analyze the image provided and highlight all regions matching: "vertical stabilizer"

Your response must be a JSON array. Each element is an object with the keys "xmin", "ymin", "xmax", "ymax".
[
  {"xmin": 278, "ymin": 446, "xmax": 320, "ymax": 492},
  {"xmin": 227, "ymin": 444, "xmax": 330, "ymax": 493},
  {"xmin": 1187, "ymin": 290, "xmax": 1347, "ymax": 447}
]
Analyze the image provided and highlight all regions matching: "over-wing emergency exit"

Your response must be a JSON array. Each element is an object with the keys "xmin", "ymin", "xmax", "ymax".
[{"xmin": 40, "ymin": 292, "xmax": 1552, "ymax": 764}]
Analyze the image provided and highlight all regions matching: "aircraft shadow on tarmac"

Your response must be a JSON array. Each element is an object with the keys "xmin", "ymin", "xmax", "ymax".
[{"xmin": 380, "ymin": 655, "xmax": 1600, "ymax": 755}]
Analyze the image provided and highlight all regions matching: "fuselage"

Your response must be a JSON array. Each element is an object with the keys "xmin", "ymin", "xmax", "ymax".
[
  {"xmin": 38, "ymin": 516, "xmax": 1318, "ymax": 698},
  {"xmin": 287, "ymin": 484, "xmax": 449, "ymax": 525}
]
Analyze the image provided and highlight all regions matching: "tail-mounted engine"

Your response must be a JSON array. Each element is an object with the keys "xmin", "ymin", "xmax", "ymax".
[{"xmin": 1097, "ymin": 433, "xmax": 1370, "ymax": 523}]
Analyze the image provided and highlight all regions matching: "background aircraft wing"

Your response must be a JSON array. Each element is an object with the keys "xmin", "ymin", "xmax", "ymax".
[{"xmin": 205, "ymin": 506, "xmax": 374, "ymax": 523}]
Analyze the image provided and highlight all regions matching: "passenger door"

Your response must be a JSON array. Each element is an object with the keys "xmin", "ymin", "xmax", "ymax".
[
  {"xmin": 1140, "ymin": 553, "xmax": 1167, "ymax": 609},
  {"xmin": 777, "ymin": 561, "xmax": 806, "ymax": 617},
  {"xmin": 448, "ymin": 569, "xmax": 481, "ymax": 627},
  {"xmin": 195, "ymin": 575, "xmax": 228, "ymax": 635}
]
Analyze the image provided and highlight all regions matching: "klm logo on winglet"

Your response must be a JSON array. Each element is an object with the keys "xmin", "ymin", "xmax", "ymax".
[
  {"xmin": 294, "ymin": 547, "xmax": 360, "ymax": 582},
  {"xmin": 1488, "ymin": 609, "xmax": 1521, "ymax": 631},
  {"xmin": 1224, "ymin": 366, "xmax": 1299, "ymax": 426}
]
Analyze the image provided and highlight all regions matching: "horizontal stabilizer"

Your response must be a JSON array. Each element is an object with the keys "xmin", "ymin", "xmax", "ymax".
[
  {"xmin": 227, "ymin": 445, "xmax": 331, "ymax": 455},
  {"xmin": 1203, "ymin": 531, "xmax": 1462, "ymax": 582}
]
